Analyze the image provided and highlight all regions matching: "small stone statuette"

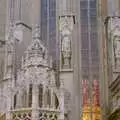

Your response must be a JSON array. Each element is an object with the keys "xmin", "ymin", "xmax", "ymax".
[{"xmin": 61, "ymin": 36, "xmax": 72, "ymax": 68}]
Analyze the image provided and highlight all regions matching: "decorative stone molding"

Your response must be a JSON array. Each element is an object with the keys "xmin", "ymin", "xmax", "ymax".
[{"xmin": 11, "ymin": 109, "xmax": 32, "ymax": 120}]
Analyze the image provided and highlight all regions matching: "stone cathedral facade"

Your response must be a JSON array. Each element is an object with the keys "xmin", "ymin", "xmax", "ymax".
[
  {"xmin": 0, "ymin": 0, "xmax": 102, "ymax": 120},
  {"xmin": 0, "ymin": 0, "xmax": 73, "ymax": 120}
]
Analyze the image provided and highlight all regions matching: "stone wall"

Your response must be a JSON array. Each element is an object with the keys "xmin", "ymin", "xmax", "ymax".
[{"xmin": 0, "ymin": 0, "xmax": 7, "ymax": 41}]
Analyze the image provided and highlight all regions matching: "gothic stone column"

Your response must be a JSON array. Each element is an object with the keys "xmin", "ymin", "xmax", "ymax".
[
  {"xmin": 31, "ymin": 0, "xmax": 41, "ymax": 119},
  {"xmin": 59, "ymin": 90, "xmax": 64, "ymax": 120},
  {"xmin": 58, "ymin": 1, "xmax": 76, "ymax": 120},
  {"xmin": 6, "ymin": 89, "xmax": 12, "ymax": 120},
  {"xmin": 32, "ymin": 84, "xmax": 39, "ymax": 120},
  {"xmin": 16, "ymin": 90, "xmax": 22, "ymax": 108}
]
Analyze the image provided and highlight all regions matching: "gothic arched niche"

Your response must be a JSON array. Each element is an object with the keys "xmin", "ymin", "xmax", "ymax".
[
  {"xmin": 44, "ymin": 88, "xmax": 51, "ymax": 108},
  {"xmin": 47, "ymin": 89, "xmax": 51, "ymax": 107},
  {"xmin": 13, "ymin": 94, "xmax": 17, "ymax": 109},
  {"xmin": 113, "ymin": 35, "xmax": 120, "ymax": 69},
  {"xmin": 22, "ymin": 89, "xmax": 27, "ymax": 108},
  {"xmin": 53, "ymin": 92, "xmax": 59, "ymax": 109},
  {"xmin": 39, "ymin": 84, "xmax": 43, "ymax": 107},
  {"xmin": 108, "ymin": 17, "xmax": 120, "ymax": 70},
  {"xmin": 28, "ymin": 84, "xmax": 32, "ymax": 107},
  {"xmin": 59, "ymin": 16, "xmax": 74, "ymax": 69}
]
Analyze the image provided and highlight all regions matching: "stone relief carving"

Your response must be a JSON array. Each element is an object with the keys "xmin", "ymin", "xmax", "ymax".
[
  {"xmin": 59, "ymin": 16, "xmax": 74, "ymax": 69},
  {"xmin": 62, "ymin": 36, "xmax": 71, "ymax": 53},
  {"xmin": 59, "ymin": 16, "xmax": 73, "ymax": 35},
  {"xmin": 61, "ymin": 36, "xmax": 71, "ymax": 68},
  {"xmin": 114, "ymin": 36, "xmax": 120, "ymax": 58},
  {"xmin": 108, "ymin": 17, "xmax": 120, "ymax": 69},
  {"xmin": 113, "ymin": 36, "xmax": 120, "ymax": 68}
]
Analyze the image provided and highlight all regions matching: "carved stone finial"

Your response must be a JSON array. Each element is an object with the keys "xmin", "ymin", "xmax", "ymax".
[{"xmin": 32, "ymin": 25, "xmax": 41, "ymax": 39}]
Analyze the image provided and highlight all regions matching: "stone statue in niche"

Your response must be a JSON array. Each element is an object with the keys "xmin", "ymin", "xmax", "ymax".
[
  {"xmin": 113, "ymin": 36, "xmax": 120, "ymax": 68},
  {"xmin": 59, "ymin": 17, "xmax": 73, "ymax": 36},
  {"xmin": 61, "ymin": 36, "xmax": 72, "ymax": 68},
  {"xmin": 59, "ymin": 16, "xmax": 73, "ymax": 69}
]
